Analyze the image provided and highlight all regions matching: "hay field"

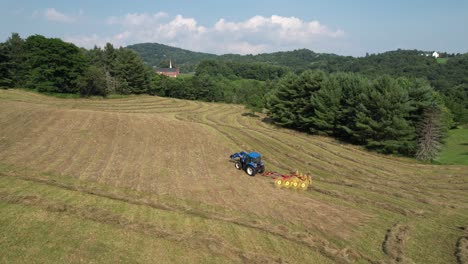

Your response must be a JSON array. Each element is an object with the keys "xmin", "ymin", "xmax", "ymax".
[{"xmin": 0, "ymin": 89, "xmax": 467, "ymax": 263}]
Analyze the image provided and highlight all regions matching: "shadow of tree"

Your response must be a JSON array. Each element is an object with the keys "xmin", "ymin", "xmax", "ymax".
[
  {"xmin": 242, "ymin": 112, "xmax": 259, "ymax": 118},
  {"xmin": 261, "ymin": 117, "xmax": 274, "ymax": 124}
]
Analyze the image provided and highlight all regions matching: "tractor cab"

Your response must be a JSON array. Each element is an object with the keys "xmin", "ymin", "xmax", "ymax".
[
  {"xmin": 230, "ymin": 151, "xmax": 265, "ymax": 176},
  {"xmin": 245, "ymin": 152, "xmax": 262, "ymax": 164}
]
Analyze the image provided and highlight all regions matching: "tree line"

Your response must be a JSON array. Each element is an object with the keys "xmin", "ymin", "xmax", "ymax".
[
  {"xmin": 0, "ymin": 33, "xmax": 155, "ymax": 96},
  {"xmin": 0, "ymin": 33, "xmax": 267, "ymax": 108}
]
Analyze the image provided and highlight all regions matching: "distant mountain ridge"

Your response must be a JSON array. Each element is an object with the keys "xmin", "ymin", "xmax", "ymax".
[
  {"xmin": 126, "ymin": 42, "xmax": 463, "ymax": 75},
  {"xmin": 126, "ymin": 43, "xmax": 217, "ymax": 72},
  {"xmin": 126, "ymin": 43, "xmax": 341, "ymax": 72}
]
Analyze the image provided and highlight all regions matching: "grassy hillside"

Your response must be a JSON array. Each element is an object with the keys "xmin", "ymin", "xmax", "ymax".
[
  {"xmin": 0, "ymin": 89, "xmax": 467, "ymax": 263},
  {"xmin": 437, "ymin": 127, "xmax": 468, "ymax": 165}
]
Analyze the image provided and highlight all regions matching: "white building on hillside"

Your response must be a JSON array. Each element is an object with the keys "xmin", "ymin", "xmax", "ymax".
[{"xmin": 432, "ymin": 51, "xmax": 440, "ymax": 58}]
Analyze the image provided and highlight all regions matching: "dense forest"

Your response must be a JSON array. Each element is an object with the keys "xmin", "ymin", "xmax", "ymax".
[
  {"xmin": 0, "ymin": 34, "xmax": 153, "ymax": 96},
  {"xmin": 1, "ymin": 33, "xmax": 466, "ymax": 159}
]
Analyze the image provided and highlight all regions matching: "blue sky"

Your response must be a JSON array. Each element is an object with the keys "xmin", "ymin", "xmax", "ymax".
[{"xmin": 1, "ymin": 0, "xmax": 467, "ymax": 56}]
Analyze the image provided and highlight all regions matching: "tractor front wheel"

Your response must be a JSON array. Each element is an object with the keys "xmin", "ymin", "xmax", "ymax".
[
  {"xmin": 246, "ymin": 166, "xmax": 256, "ymax": 176},
  {"xmin": 235, "ymin": 162, "xmax": 242, "ymax": 170}
]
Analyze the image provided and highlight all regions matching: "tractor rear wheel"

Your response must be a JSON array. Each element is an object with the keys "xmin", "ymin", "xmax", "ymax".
[
  {"xmin": 246, "ymin": 166, "xmax": 256, "ymax": 176},
  {"xmin": 235, "ymin": 162, "xmax": 242, "ymax": 170}
]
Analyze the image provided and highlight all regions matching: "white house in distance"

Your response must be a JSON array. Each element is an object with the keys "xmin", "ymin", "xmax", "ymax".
[{"xmin": 421, "ymin": 51, "xmax": 441, "ymax": 58}]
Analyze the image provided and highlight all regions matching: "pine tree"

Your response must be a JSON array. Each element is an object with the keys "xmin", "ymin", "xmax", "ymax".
[
  {"xmin": 266, "ymin": 73, "xmax": 300, "ymax": 128},
  {"xmin": 267, "ymin": 70, "xmax": 325, "ymax": 129},
  {"xmin": 114, "ymin": 48, "xmax": 151, "ymax": 94},
  {"xmin": 352, "ymin": 76, "xmax": 414, "ymax": 154},
  {"xmin": 103, "ymin": 43, "xmax": 117, "ymax": 75},
  {"xmin": 334, "ymin": 73, "xmax": 370, "ymax": 142},
  {"xmin": 300, "ymin": 73, "xmax": 344, "ymax": 135},
  {"xmin": 0, "ymin": 43, "xmax": 12, "ymax": 87}
]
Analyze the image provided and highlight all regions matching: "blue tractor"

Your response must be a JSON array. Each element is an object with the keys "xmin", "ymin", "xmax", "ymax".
[{"xmin": 229, "ymin": 151, "xmax": 265, "ymax": 176}]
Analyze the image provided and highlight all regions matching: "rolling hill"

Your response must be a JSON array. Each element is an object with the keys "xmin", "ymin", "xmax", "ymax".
[
  {"xmin": 127, "ymin": 43, "xmax": 217, "ymax": 72},
  {"xmin": 0, "ymin": 89, "xmax": 467, "ymax": 263},
  {"xmin": 127, "ymin": 43, "xmax": 341, "ymax": 73}
]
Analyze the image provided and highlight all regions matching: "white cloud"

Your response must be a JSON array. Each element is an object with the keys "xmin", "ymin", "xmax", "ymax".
[
  {"xmin": 44, "ymin": 8, "xmax": 75, "ymax": 23},
  {"xmin": 106, "ymin": 12, "xmax": 168, "ymax": 26},
  {"xmin": 65, "ymin": 32, "xmax": 131, "ymax": 48},
  {"xmin": 222, "ymin": 42, "xmax": 268, "ymax": 55},
  {"xmin": 68, "ymin": 13, "xmax": 345, "ymax": 54},
  {"xmin": 213, "ymin": 15, "xmax": 344, "ymax": 45}
]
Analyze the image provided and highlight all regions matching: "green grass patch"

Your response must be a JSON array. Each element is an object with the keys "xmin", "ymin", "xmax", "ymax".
[
  {"xmin": 177, "ymin": 73, "xmax": 195, "ymax": 78},
  {"xmin": 436, "ymin": 57, "xmax": 449, "ymax": 64},
  {"xmin": 437, "ymin": 127, "xmax": 468, "ymax": 165}
]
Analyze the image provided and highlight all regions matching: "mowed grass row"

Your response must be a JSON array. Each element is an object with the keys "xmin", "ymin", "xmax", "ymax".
[{"xmin": 0, "ymin": 89, "xmax": 467, "ymax": 263}]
